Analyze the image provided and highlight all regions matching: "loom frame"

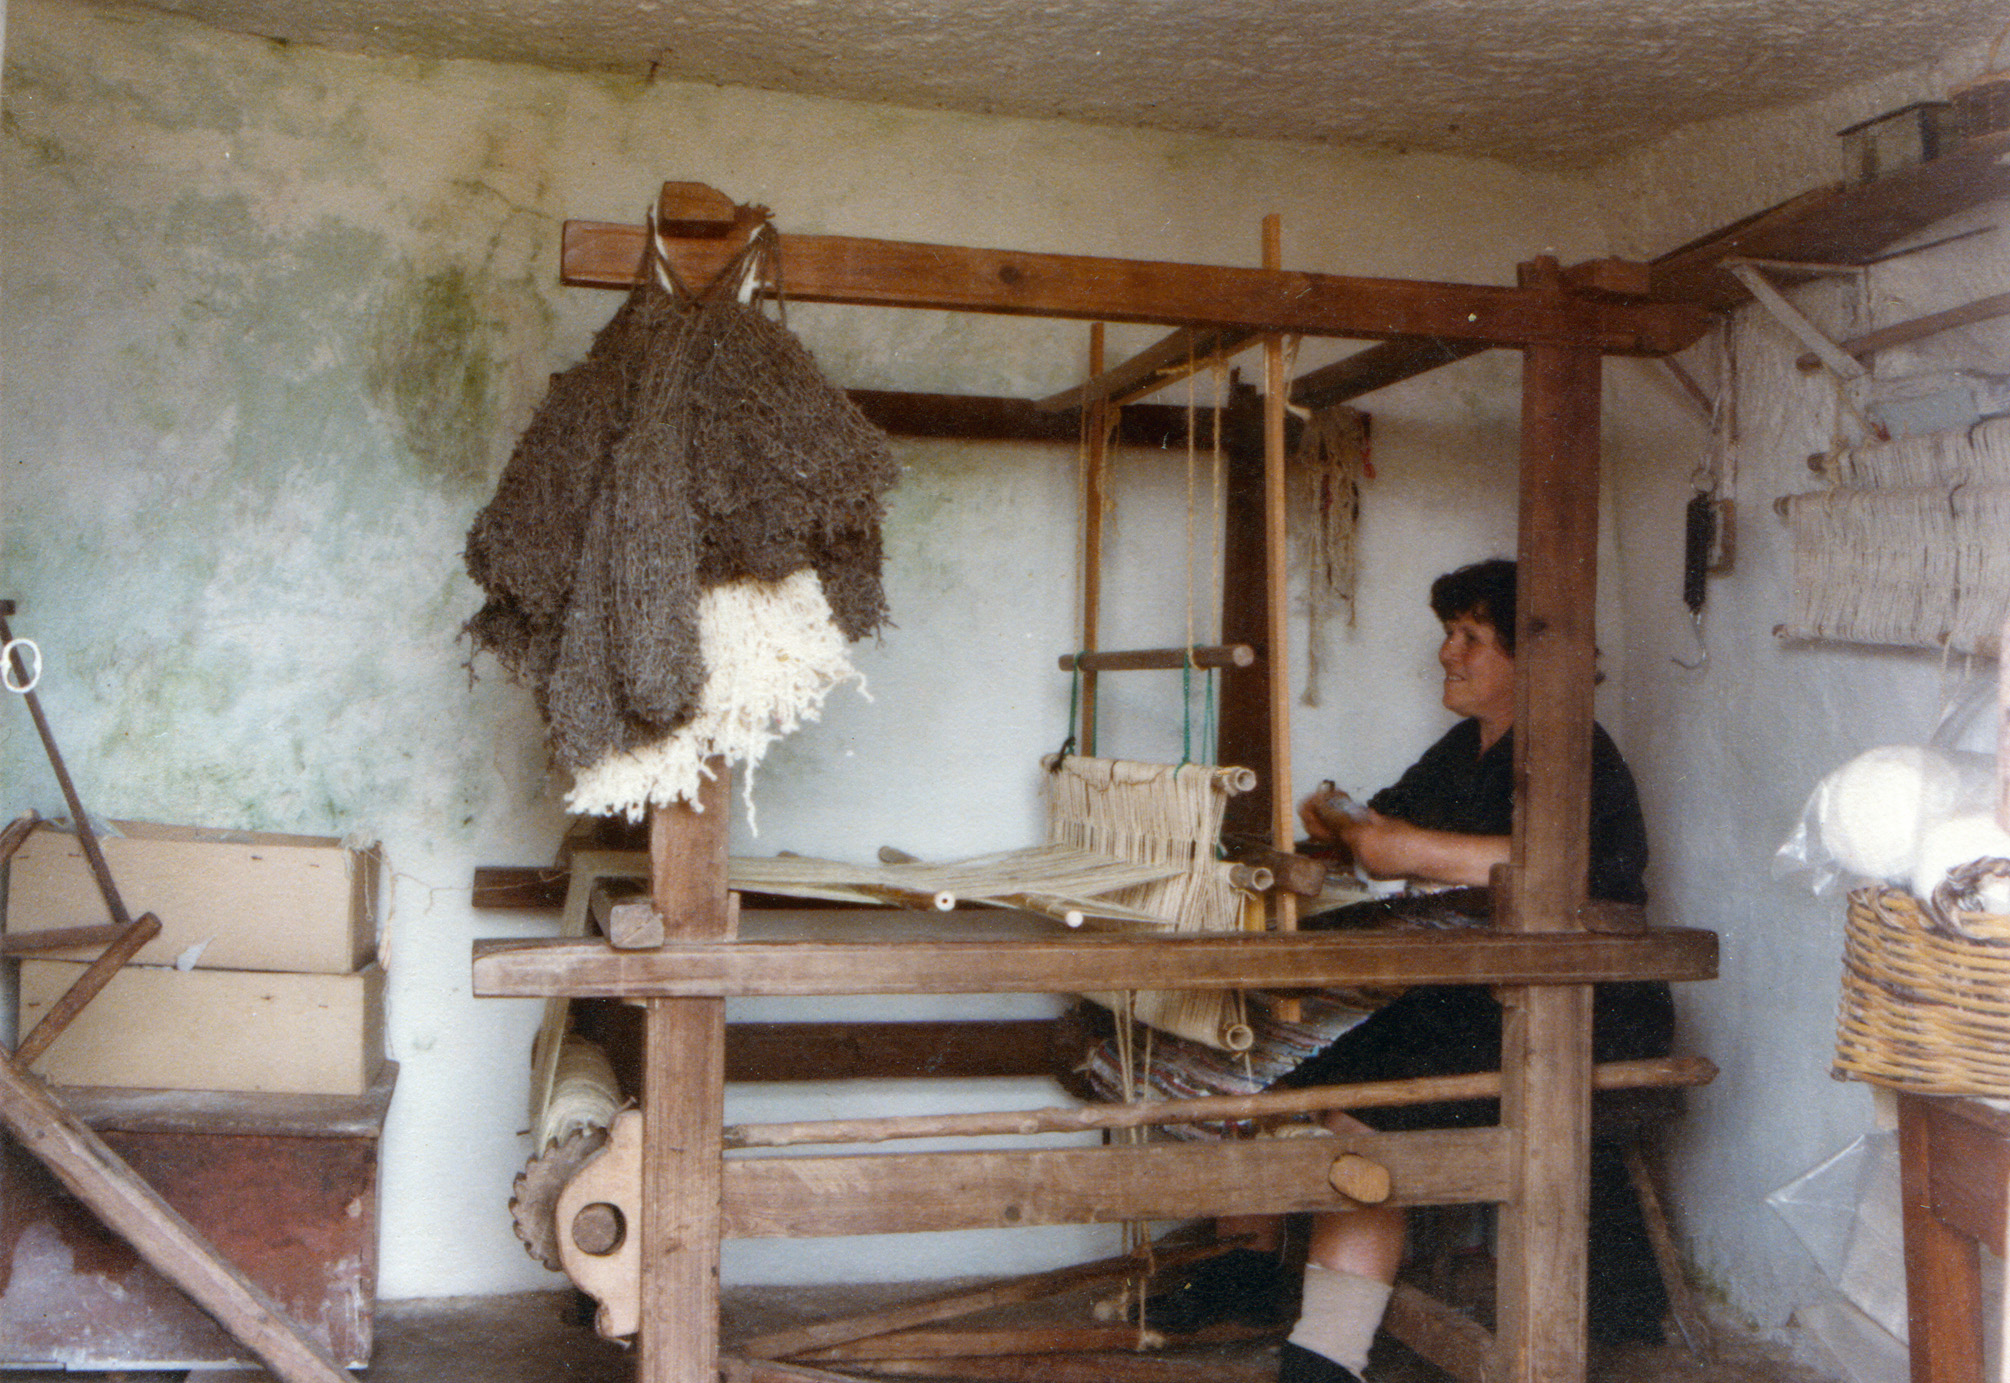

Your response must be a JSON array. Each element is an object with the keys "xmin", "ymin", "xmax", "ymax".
[{"xmin": 473, "ymin": 184, "xmax": 1722, "ymax": 1383}]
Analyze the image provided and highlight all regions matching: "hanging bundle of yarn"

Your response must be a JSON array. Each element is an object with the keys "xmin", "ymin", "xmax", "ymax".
[{"xmin": 463, "ymin": 219, "xmax": 897, "ymax": 818}]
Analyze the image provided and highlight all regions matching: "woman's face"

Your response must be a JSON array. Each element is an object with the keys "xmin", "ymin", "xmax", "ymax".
[{"xmin": 1438, "ymin": 612, "xmax": 1515, "ymax": 729}]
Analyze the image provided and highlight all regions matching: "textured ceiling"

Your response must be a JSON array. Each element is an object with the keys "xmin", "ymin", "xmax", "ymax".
[{"xmin": 128, "ymin": 0, "xmax": 2006, "ymax": 167}]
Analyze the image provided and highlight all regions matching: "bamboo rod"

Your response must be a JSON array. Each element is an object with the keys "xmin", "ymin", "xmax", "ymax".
[
  {"xmin": 1261, "ymin": 217, "xmax": 1297, "ymax": 939},
  {"xmin": 722, "ymin": 1055, "xmax": 1717, "ymax": 1148}
]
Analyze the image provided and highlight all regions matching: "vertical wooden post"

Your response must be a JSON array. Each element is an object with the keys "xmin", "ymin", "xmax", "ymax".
[
  {"xmin": 1261, "ymin": 214, "xmax": 1298, "ymax": 936},
  {"xmin": 1897, "ymin": 1093, "xmax": 1985, "ymax": 1383},
  {"xmin": 1081, "ymin": 323, "xmax": 1107, "ymax": 757},
  {"xmin": 638, "ymin": 764, "xmax": 731, "ymax": 1383},
  {"xmin": 1494, "ymin": 278, "xmax": 1601, "ymax": 1383}
]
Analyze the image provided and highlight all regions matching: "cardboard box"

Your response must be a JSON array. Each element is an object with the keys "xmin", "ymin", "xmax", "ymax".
[
  {"xmin": 4, "ymin": 820, "xmax": 377, "ymax": 974},
  {"xmin": 17, "ymin": 960, "xmax": 385, "ymax": 1096}
]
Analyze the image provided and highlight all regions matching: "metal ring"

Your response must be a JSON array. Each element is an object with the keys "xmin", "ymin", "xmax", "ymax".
[{"xmin": 2, "ymin": 638, "xmax": 41, "ymax": 694}]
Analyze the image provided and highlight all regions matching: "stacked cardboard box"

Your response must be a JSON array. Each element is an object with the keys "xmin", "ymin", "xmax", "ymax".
[
  {"xmin": 2, "ymin": 820, "xmax": 390, "ymax": 1369},
  {"xmin": 8, "ymin": 820, "xmax": 383, "ymax": 1094}
]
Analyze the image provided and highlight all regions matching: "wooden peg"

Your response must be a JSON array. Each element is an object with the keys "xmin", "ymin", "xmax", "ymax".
[
  {"xmin": 1327, "ymin": 1151, "xmax": 1392, "ymax": 1204},
  {"xmin": 656, "ymin": 181, "xmax": 742, "ymax": 238}
]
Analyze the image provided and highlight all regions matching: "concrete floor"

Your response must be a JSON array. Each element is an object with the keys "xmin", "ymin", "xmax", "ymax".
[{"xmin": 8, "ymin": 1285, "xmax": 1843, "ymax": 1383}]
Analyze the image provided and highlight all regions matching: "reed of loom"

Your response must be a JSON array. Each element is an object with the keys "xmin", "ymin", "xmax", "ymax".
[{"xmin": 1045, "ymin": 754, "xmax": 1262, "ymax": 1051}]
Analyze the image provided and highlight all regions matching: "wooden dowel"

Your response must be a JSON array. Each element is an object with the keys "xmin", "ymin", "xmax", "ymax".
[
  {"xmin": 1057, "ymin": 644, "xmax": 1255, "ymax": 673},
  {"xmin": 1081, "ymin": 323, "xmax": 1106, "ymax": 758},
  {"xmin": 733, "ymin": 1240, "xmax": 1238, "ymax": 1361},
  {"xmin": 14, "ymin": 912, "xmax": 162, "ymax": 1067},
  {"xmin": 723, "ymin": 1360, "xmax": 872, "ymax": 1383},
  {"xmin": 1796, "ymin": 289, "xmax": 2010, "ymax": 370},
  {"xmin": 799, "ymin": 1321, "xmax": 1277, "ymax": 1361},
  {"xmin": 1, "ymin": 922, "xmax": 133, "ymax": 956},
  {"xmin": 0, "ymin": 810, "xmax": 39, "ymax": 866},
  {"xmin": 832, "ymin": 1355, "xmax": 1273, "ymax": 1382},
  {"xmin": 0, "ymin": 613, "xmax": 133, "ymax": 933},
  {"xmin": 722, "ymin": 1055, "xmax": 1716, "ymax": 1148}
]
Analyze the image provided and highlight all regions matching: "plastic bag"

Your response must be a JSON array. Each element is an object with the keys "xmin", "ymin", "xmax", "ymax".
[{"xmin": 1773, "ymin": 745, "xmax": 1999, "ymax": 896}]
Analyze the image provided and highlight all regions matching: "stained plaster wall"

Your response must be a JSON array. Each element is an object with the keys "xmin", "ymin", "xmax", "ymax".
[
  {"xmin": 0, "ymin": 0, "xmax": 1634, "ymax": 1296},
  {"xmin": 1591, "ymin": 44, "xmax": 2010, "ymax": 1341}
]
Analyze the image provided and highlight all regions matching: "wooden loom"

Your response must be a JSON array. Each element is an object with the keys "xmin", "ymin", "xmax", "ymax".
[{"xmin": 473, "ymin": 181, "xmax": 1723, "ymax": 1383}]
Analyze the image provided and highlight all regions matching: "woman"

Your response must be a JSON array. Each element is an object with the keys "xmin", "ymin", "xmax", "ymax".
[{"xmin": 1122, "ymin": 560, "xmax": 1672, "ymax": 1383}]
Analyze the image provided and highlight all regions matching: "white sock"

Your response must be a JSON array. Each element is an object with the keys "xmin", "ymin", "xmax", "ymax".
[{"xmin": 1287, "ymin": 1264, "xmax": 1394, "ymax": 1377}]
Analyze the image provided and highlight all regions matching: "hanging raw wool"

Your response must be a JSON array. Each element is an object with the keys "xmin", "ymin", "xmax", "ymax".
[
  {"xmin": 463, "ymin": 220, "xmax": 897, "ymax": 819},
  {"xmin": 1292, "ymin": 403, "xmax": 1369, "ymax": 706}
]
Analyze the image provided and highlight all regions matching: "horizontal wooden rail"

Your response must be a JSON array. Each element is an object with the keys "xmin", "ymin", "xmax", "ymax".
[
  {"xmin": 560, "ymin": 219, "xmax": 1708, "ymax": 356},
  {"xmin": 724, "ymin": 1054, "xmax": 1716, "ymax": 1147},
  {"xmin": 474, "ymin": 925, "xmax": 1717, "ymax": 999},
  {"xmin": 1058, "ymin": 644, "xmax": 1254, "ymax": 672},
  {"xmin": 724, "ymin": 1126, "xmax": 1510, "ymax": 1236}
]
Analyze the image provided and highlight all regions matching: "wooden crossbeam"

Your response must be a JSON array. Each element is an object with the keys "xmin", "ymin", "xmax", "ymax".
[
  {"xmin": 723, "ymin": 1127, "xmax": 1511, "ymax": 1237},
  {"xmin": 1035, "ymin": 325, "xmax": 1261, "ymax": 411},
  {"xmin": 559, "ymin": 215, "xmax": 1708, "ymax": 355},
  {"xmin": 474, "ymin": 925, "xmax": 1717, "ymax": 999}
]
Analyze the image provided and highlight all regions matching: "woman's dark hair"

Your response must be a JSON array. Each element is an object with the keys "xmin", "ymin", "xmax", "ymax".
[{"xmin": 1429, "ymin": 558, "xmax": 1517, "ymax": 654}]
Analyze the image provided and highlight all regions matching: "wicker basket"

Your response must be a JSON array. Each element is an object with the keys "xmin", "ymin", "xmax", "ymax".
[{"xmin": 1834, "ymin": 857, "xmax": 2010, "ymax": 1095}]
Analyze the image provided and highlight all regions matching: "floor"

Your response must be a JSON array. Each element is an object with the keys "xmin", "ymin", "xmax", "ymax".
[{"xmin": 7, "ymin": 1285, "xmax": 1844, "ymax": 1383}]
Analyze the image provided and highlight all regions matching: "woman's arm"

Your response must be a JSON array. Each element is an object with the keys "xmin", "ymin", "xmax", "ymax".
[{"xmin": 1331, "ymin": 808, "xmax": 1508, "ymax": 887}]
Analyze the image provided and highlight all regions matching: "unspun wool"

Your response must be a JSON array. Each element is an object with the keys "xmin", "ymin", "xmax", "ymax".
[{"xmin": 565, "ymin": 569, "xmax": 864, "ymax": 824}]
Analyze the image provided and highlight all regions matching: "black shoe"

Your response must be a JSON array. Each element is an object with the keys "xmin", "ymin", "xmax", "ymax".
[
  {"xmin": 1278, "ymin": 1341, "xmax": 1363, "ymax": 1383},
  {"xmin": 1135, "ymin": 1247, "xmax": 1287, "ymax": 1334}
]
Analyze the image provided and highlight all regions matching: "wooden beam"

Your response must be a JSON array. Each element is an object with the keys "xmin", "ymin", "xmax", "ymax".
[
  {"xmin": 797, "ymin": 1322, "xmax": 1277, "ymax": 1361},
  {"xmin": 732, "ymin": 1240, "xmax": 1238, "ymax": 1359},
  {"xmin": 1796, "ymin": 289, "xmax": 2010, "ymax": 370},
  {"xmin": 473, "ymin": 925, "xmax": 1718, "ymax": 1000},
  {"xmin": 0, "ymin": 1054, "xmax": 353, "ymax": 1383},
  {"xmin": 830, "ymin": 1355, "xmax": 1272, "ymax": 1382},
  {"xmin": 725, "ymin": 1019, "xmax": 1057, "ymax": 1082},
  {"xmin": 559, "ymin": 218, "xmax": 1709, "ymax": 355},
  {"xmin": 1037, "ymin": 325, "xmax": 1261, "ymax": 411},
  {"xmin": 721, "ymin": 1127, "xmax": 1511, "ymax": 1237},
  {"xmin": 722, "ymin": 1055, "xmax": 1716, "ymax": 1147},
  {"xmin": 1292, "ymin": 338, "xmax": 1489, "ymax": 409},
  {"xmin": 1649, "ymin": 128, "xmax": 2010, "ymax": 308},
  {"xmin": 638, "ymin": 770, "xmax": 731, "ymax": 1383},
  {"xmin": 1383, "ymin": 1283, "xmax": 1498, "ymax": 1383},
  {"xmin": 1494, "ymin": 285, "xmax": 1606, "ymax": 1382},
  {"xmin": 848, "ymin": 390, "xmax": 1204, "ymax": 446}
]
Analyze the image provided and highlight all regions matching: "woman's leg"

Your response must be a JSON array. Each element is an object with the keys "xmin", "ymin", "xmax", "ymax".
[{"xmin": 1280, "ymin": 1111, "xmax": 1405, "ymax": 1382}]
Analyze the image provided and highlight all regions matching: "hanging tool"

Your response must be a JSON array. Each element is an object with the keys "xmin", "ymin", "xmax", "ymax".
[{"xmin": 1673, "ymin": 487, "xmax": 1717, "ymax": 671}]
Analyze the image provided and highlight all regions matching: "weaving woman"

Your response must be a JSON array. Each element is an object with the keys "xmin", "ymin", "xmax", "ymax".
[{"xmin": 1090, "ymin": 559, "xmax": 1674, "ymax": 1383}]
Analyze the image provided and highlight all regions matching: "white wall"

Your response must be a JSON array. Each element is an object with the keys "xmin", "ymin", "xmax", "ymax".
[
  {"xmin": 0, "ymin": 0, "xmax": 1609, "ymax": 1296},
  {"xmin": 10, "ymin": 0, "xmax": 1993, "ymax": 1339},
  {"xmin": 1594, "ymin": 43, "xmax": 2010, "ymax": 1335}
]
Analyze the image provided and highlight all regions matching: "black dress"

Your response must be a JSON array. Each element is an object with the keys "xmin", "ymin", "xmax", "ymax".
[{"xmin": 1285, "ymin": 718, "xmax": 1674, "ymax": 1344}]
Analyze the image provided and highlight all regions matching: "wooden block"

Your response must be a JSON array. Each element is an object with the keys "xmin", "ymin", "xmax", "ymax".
[
  {"xmin": 5, "ymin": 821, "xmax": 377, "ymax": 974},
  {"xmin": 17, "ymin": 961, "xmax": 385, "ymax": 1096}
]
